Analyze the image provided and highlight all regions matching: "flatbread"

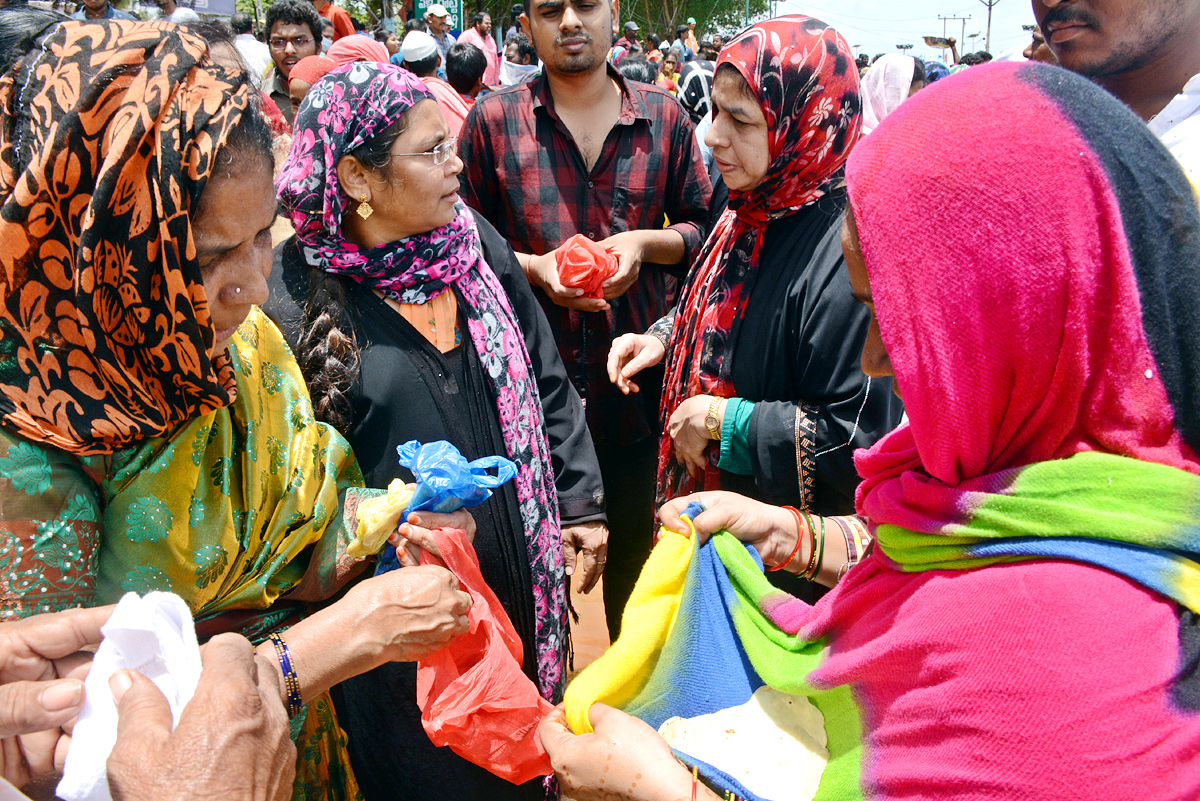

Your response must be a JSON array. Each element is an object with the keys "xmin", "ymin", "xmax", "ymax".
[{"xmin": 658, "ymin": 686, "xmax": 828, "ymax": 801}]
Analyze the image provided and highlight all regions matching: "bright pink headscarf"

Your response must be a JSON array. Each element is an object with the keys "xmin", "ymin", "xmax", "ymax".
[
  {"xmin": 847, "ymin": 62, "xmax": 1200, "ymax": 516},
  {"xmin": 289, "ymin": 54, "xmax": 337, "ymax": 86},
  {"xmin": 326, "ymin": 34, "xmax": 390, "ymax": 65}
]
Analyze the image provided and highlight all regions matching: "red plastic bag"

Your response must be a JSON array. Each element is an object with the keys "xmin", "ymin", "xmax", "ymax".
[
  {"xmin": 417, "ymin": 527, "xmax": 554, "ymax": 785},
  {"xmin": 555, "ymin": 233, "xmax": 619, "ymax": 298}
]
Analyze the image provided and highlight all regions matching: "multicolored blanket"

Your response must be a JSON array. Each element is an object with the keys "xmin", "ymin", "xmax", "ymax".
[{"xmin": 564, "ymin": 518, "xmax": 863, "ymax": 801}]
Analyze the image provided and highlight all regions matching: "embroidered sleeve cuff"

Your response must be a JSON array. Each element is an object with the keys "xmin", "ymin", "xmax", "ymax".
[
  {"xmin": 646, "ymin": 308, "xmax": 678, "ymax": 349},
  {"xmin": 793, "ymin": 403, "xmax": 820, "ymax": 512}
]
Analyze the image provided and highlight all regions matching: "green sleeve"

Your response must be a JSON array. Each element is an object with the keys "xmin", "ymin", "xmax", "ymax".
[
  {"xmin": 718, "ymin": 398, "xmax": 756, "ymax": 475},
  {"xmin": 0, "ymin": 429, "xmax": 104, "ymax": 618}
]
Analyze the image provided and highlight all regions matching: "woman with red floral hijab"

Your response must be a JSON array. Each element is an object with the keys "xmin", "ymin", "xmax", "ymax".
[{"xmin": 609, "ymin": 16, "xmax": 903, "ymax": 598}]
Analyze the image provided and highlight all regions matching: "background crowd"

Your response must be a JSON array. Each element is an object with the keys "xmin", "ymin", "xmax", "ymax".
[{"xmin": 0, "ymin": 0, "xmax": 1197, "ymax": 799}]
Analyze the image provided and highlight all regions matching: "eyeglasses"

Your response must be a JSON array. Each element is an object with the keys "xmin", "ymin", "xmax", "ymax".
[
  {"xmin": 392, "ymin": 137, "xmax": 458, "ymax": 166},
  {"xmin": 269, "ymin": 35, "xmax": 314, "ymax": 51}
]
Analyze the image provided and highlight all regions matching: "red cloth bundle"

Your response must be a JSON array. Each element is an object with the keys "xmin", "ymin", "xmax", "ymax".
[
  {"xmin": 555, "ymin": 233, "xmax": 619, "ymax": 298},
  {"xmin": 417, "ymin": 527, "xmax": 554, "ymax": 785}
]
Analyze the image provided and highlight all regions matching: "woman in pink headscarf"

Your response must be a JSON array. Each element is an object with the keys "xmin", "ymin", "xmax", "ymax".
[
  {"xmin": 541, "ymin": 59, "xmax": 1200, "ymax": 801},
  {"xmin": 326, "ymin": 33, "xmax": 390, "ymax": 64}
]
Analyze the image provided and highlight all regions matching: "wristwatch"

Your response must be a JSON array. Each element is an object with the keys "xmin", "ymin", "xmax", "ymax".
[{"xmin": 705, "ymin": 396, "xmax": 724, "ymax": 440}]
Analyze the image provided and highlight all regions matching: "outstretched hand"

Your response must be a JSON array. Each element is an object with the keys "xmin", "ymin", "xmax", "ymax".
[
  {"xmin": 107, "ymin": 633, "xmax": 294, "ymax": 801},
  {"xmin": 607, "ymin": 334, "xmax": 666, "ymax": 395},
  {"xmin": 658, "ymin": 491, "xmax": 798, "ymax": 567},
  {"xmin": 526, "ymin": 251, "xmax": 611, "ymax": 312},
  {"xmin": 539, "ymin": 702, "xmax": 709, "ymax": 801},
  {"xmin": 391, "ymin": 509, "xmax": 478, "ymax": 566}
]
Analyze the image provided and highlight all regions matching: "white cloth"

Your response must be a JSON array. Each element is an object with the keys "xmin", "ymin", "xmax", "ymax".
[
  {"xmin": 57, "ymin": 592, "xmax": 202, "ymax": 801},
  {"xmin": 1148, "ymin": 73, "xmax": 1200, "ymax": 183},
  {"xmin": 500, "ymin": 58, "xmax": 539, "ymax": 86},
  {"xmin": 235, "ymin": 33, "xmax": 273, "ymax": 90},
  {"xmin": 861, "ymin": 53, "xmax": 918, "ymax": 136},
  {"xmin": 695, "ymin": 111, "xmax": 713, "ymax": 171}
]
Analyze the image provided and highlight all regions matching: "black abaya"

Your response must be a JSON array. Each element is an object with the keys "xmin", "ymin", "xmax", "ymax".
[{"xmin": 264, "ymin": 211, "xmax": 604, "ymax": 801}]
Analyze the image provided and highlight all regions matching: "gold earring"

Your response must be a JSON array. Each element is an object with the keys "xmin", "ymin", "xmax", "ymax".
[{"xmin": 356, "ymin": 192, "xmax": 373, "ymax": 220}]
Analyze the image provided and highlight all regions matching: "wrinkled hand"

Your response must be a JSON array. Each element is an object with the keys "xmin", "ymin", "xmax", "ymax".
[
  {"xmin": 107, "ymin": 633, "xmax": 294, "ymax": 801},
  {"xmin": 526, "ymin": 251, "xmax": 610, "ymax": 312},
  {"xmin": 667, "ymin": 394, "xmax": 715, "ymax": 479},
  {"xmin": 562, "ymin": 522, "xmax": 608, "ymax": 594},
  {"xmin": 392, "ymin": 509, "xmax": 478, "ymax": 567},
  {"xmin": 345, "ymin": 565, "xmax": 472, "ymax": 664},
  {"xmin": 658, "ymin": 491, "xmax": 797, "ymax": 566},
  {"xmin": 0, "ymin": 605, "xmax": 112, "ymax": 788},
  {"xmin": 607, "ymin": 334, "xmax": 665, "ymax": 395},
  {"xmin": 538, "ymin": 703, "xmax": 706, "ymax": 801},
  {"xmin": 597, "ymin": 231, "xmax": 646, "ymax": 300}
]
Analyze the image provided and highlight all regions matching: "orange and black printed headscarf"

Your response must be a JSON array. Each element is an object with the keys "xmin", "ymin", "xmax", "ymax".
[{"xmin": 0, "ymin": 20, "xmax": 256, "ymax": 455}]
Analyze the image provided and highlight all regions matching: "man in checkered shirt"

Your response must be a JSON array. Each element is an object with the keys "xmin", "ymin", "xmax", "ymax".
[{"xmin": 459, "ymin": 0, "xmax": 711, "ymax": 640}]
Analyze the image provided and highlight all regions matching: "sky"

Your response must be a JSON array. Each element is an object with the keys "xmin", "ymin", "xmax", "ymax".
[{"xmin": 772, "ymin": 0, "xmax": 1040, "ymax": 63}]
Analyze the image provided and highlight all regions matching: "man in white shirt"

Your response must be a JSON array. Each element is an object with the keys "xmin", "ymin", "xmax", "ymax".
[
  {"xmin": 231, "ymin": 12, "xmax": 273, "ymax": 89},
  {"xmin": 155, "ymin": 0, "xmax": 199, "ymax": 22},
  {"xmin": 1033, "ymin": 0, "xmax": 1200, "ymax": 180}
]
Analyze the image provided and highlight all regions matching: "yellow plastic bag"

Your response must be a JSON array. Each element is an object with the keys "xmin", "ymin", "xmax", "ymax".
[{"xmin": 347, "ymin": 479, "xmax": 416, "ymax": 558}]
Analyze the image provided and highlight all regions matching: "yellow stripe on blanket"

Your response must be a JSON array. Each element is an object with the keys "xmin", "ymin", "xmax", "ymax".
[{"xmin": 564, "ymin": 529, "xmax": 695, "ymax": 734}]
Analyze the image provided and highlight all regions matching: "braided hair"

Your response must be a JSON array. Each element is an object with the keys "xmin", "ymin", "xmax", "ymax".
[
  {"xmin": 294, "ymin": 114, "xmax": 410, "ymax": 433},
  {"xmin": 296, "ymin": 268, "xmax": 360, "ymax": 431}
]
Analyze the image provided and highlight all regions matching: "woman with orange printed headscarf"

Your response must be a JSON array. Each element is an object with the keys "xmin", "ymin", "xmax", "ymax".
[{"xmin": 0, "ymin": 18, "xmax": 470, "ymax": 800}]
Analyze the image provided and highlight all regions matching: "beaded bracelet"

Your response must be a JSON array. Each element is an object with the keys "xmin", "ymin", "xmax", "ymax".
[
  {"xmin": 767, "ymin": 506, "xmax": 807, "ymax": 572},
  {"xmin": 844, "ymin": 515, "xmax": 872, "ymax": 560},
  {"xmin": 831, "ymin": 517, "xmax": 853, "ymax": 581},
  {"xmin": 267, "ymin": 633, "xmax": 303, "ymax": 718}
]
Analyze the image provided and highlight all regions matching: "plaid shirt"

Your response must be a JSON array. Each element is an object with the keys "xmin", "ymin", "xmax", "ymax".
[{"xmin": 459, "ymin": 67, "xmax": 712, "ymax": 446}]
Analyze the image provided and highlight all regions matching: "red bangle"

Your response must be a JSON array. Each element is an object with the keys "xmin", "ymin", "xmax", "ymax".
[{"xmin": 767, "ymin": 506, "xmax": 806, "ymax": 572}]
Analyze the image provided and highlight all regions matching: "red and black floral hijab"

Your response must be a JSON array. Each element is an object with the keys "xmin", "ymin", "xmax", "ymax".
[
  {"xmin": 658, "ymin": 15, "xmax": 862, "ymax": 503},
  {"xmin": 0, "ymin": 21, "xmax": 255, "ymax": 455}
]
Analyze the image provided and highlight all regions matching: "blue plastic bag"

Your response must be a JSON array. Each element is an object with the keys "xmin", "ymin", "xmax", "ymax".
[{"xmin": 375, "ymin": 440, "xmax": 517, "ymax": 575}]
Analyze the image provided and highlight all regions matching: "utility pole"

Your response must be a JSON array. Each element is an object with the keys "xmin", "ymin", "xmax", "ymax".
[
  {"xmin": 938, "ymin": 14, "xmax": 970, "ymax": 46},
  {"xmin": 978, "ymin": 0, "xmax": 1000, "ymax": 52}
]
